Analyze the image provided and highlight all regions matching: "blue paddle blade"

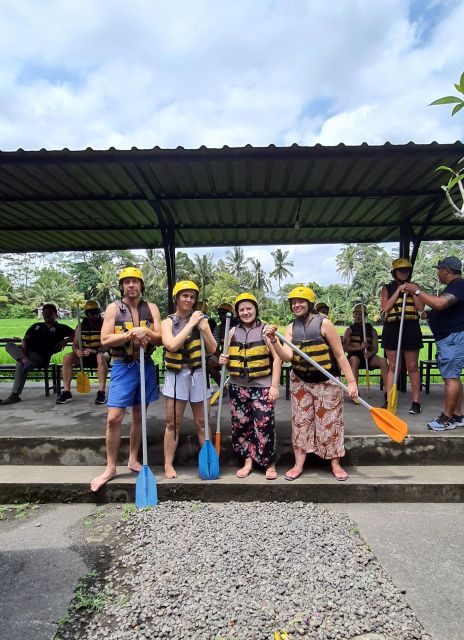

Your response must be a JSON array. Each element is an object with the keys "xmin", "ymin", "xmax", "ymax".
[
  {"xmin": 135, "ymin": 465, "xmax": 158, "ymax": 508},
  {"xmin": 198, "ymin": 441, "xmax": 220, "ymax": 480}
]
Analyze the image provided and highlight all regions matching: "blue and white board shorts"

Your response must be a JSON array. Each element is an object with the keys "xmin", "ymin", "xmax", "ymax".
[
  {"xmin": 162, "ymin": 368, "xmax": 211, "ymax": 403},
  {"xmin": 108, "ymin": 360, "xmax": 159, "ymax": 408},
  {"xmin": 435, "ymin": 331, "xmax": 464, "ymax": 379}
]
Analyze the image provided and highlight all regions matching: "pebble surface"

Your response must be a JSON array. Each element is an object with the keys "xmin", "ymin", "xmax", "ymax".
[{"xmin": 61, "ymin": 501, "xmax": 432, "ymax": 640}]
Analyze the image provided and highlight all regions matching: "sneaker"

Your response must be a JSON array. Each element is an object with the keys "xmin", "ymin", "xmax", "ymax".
[
  {"xmin": 1, "ymin": 393, "xmax": 21, "ymax": 405},
  {"xmin": 409, "ymin": 402, "xmax": 421, "ymax": 415},
  {"xmin": 95, "ymin": 390, "xmax": 106, "ymax": 405},
  {"xmin": 427, "ymin": 413, "xmax": 456, "ymax": 431},
  {"xmin": 452, "ymin": 414, "xmax": 464, "ymax": 427},
  {"xmin": 56, "ymin": 390, "xmax": 72, "ymax": 404}
]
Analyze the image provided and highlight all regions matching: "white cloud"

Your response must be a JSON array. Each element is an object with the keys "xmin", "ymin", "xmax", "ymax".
[{"xmin": 1, "ymin": 0, "xmax": 463, "ymax": 151}]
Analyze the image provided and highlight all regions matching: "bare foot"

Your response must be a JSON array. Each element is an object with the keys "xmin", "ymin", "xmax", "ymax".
[
  {"xmin": 331, "ymin": 460, "xmax": 348, "ymax": 481},
  {"xmin": 90, "ymin": 467, "xmax": 117, "ymax": 492},
  {"xmin": 265, "ymin": 466, "xmax": 278, "ymax": 480},
  {"xmin": 164, "ymin": 464, "xmax": 177, "ymax": 479},
  {"xmin": 284, "ymin": 466, "xmax": 303, "ymax": 481},
  {"xmin": 128, "ymin": 460, "xmax": 142, "ymax": 473},
  {"xmin": 236, "ymin": 460, "xmax": 253, "ymax": 478}
]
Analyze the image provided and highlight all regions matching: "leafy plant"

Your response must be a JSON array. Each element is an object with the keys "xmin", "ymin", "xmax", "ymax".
[
  {"xmin": 430, "ymin": 71, "xmax": 464, "ymax": 116},
  {"xmin": 430, "ymin": 72, "xmax": 464, "ymax": 217}
]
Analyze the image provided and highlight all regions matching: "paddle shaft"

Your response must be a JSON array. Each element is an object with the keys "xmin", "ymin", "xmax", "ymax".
[
  {"xmin": 393, "ymin": 294, "xmax": 407, "ymax": 386},
  {"xmin": 361, "ymin": 298, "xmax": 369, "ymax": 372},
  {"xmin": 360, "ymin": 299, "xmax": 370, "ymax": 392},
  {"xmin": 275, "ymin": 331, "xmax": 373, "ymax": 412},
  {"xmin": 215, "ymin": 314, "xmax": 232, "ymax": 435},
  {"xmin": 76, "ymin": 303, "xmax": 84, "ymax": 372},
  {"xmin": 200, "ymin": 333, "xmax": 211, "ymax": 441},
  {"xmin": 139, "ymin": 346, "xmax": 148, "ymax": 467}
]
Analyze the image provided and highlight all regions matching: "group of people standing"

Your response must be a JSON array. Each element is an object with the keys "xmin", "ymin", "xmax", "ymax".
[
  {"xmin": 3, "ymin": 254, "xmax": 462, "ymax": 488},
  {"xmin": 90, "ymin": 268, "xmax": 360, "ymax": 492}
]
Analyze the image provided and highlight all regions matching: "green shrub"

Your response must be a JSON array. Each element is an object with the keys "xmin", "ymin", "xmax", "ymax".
[{"xmin": 0, "ymin": 304, "xmax": 35, "ymax": 319}]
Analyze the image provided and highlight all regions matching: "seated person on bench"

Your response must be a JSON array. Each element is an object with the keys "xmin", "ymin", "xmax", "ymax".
[
  {"xmin": 56, "ymin": 300, "xmax": 109, "ymax": 405},
  {"xmin": 343, "ymin": 303, "xmax": 388, "ymax": 394},
  {"xmin": 0, "ymin": 303, "xmax": 74, "ymax": 406}
]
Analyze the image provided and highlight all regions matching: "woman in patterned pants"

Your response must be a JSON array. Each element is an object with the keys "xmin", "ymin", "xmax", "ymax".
[
  {"xmin": 264, "ymin": 286, "xmax": 358, "ymax": 481},
  {"xmin": 219, "ymin": 293, "xmax": 281, "ymax": 479}
]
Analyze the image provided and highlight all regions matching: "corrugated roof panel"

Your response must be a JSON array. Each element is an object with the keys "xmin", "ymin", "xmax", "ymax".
[{"xmin": 1, "ymin": 142, "xmax": 464, "ymax": 253}]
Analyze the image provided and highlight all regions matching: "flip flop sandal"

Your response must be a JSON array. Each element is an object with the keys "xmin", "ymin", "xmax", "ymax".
[{"xmin": 284, "ymin": 471, "xmax": 303, "ymax": 481}]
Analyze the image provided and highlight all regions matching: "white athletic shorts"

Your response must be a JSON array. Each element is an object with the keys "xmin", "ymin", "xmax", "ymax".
[{"xmin": 162, "ymin": 368, "xmax": 212, "ymax": 403}]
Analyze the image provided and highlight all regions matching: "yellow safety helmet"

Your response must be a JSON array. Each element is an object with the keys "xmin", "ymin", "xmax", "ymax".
[
  {"xmin": 172, "ymin": 280, "xmax": 200, "ymax": 298},
  {"xmin": 288, "ymin": 286, "xmax": 316, "ymax": 304},
  {"xmin": 119, "ymin": 266, "xmax": 144, "ymax": 283},
  {"xmin": 217, "ymin": 302, "xmax": 234, "ymax": 314},
  {"xmin": 391, "ymin": 258, "xmax": 412, "ymax": 271},
  {"xmin": 234, "ymin": 292, "xmax": 259, "ymax": 315},
  {"xmin": 84, "ymin": 300, "xmax": 100, "ymax": 311}
]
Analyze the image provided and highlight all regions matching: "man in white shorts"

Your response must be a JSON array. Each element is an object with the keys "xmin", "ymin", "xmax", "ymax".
[{"xmin": 161, "ymin": 280, "xmax": 217, "ymax": 478}]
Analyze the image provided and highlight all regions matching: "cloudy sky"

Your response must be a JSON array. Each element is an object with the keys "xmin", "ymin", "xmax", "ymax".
[{"xmin": 1, "ymin": 0, "xmax": 463, "ymax": 285}]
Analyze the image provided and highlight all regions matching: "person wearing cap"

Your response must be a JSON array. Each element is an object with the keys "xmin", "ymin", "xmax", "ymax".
[
  {"xmin": 380, "ymin": 258, "xmax": 424, "ymax": 415},
  {"xmin": 403, "ymin": 256, "xmax": 464, "ymax": 431},
  {"xmin": 56, "ymin": 301, "xmax": 109, "ymax": 405},
  {"xmin": 315, "ymin": 302, "xmax": 329, "ymax": 317},
  {"xmin": 0, "ymin": 304, "xmax": 74, "ymax": 406},
  {"xmin": 90, "ymin": 267, "xmax": 162, "ymax": 493},
  {"xmin": 219, "ymin": 293, "xmax": 281, "ymax": 479},
  {"xmin": 264, "ymin": 286, "xmax": 357, "ymax": 481},
  {"xmin": 162, "ymin": 280, "xmax": 217, "ymax": 479},
  {"xmin": 207, "ymin": 302, "xmax": 238, "ymax": 387},
  {"xmin": 343, "ymin": 303, "xmax": 388, "ymax": 396}
]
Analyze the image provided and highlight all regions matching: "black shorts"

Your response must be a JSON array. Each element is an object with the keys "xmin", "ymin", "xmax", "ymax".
[
  {"xmin": 348, "ymin": 352, "xmax": 381, "ymax": 369},
  {"xmin": 81, "ymin": 355, "xmax": 98, "ymax": 369},
  {"xmin": 381, "ymin": 321, "xmax": 423, "ymax": 352}
]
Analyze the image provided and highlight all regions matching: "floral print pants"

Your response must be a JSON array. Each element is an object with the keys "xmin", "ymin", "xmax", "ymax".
[
  {"xmin": 229, "ymin": 384, "xmax": 276, "ymax": 468},
  {"xmin": 290, "ymin": 371, "xmax": 345, "ymax": 460}
]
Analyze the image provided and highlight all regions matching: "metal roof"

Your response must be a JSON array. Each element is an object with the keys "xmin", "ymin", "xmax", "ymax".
[{"xmin": 0, "ymin": 142, "xmax": 463, "ymax": 253}]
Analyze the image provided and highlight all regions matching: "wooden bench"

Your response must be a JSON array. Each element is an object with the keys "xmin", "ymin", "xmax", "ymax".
[
  {"xmin": 53, "ymin": 360, "xmax": 164, "ymax": 392},
  {"xmin": 0, "ymin": 338, "xmax": 60, "ymax": 396}
]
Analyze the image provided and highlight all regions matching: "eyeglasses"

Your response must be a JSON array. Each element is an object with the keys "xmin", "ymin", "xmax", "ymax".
[{"xmin": 396, "ymin": 268, "xmax": 411, "ymax": 273}]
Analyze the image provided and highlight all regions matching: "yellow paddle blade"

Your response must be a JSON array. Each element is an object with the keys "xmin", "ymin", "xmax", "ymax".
[
  {"xmin": 77, "ymin": 371, "xmax": 90, "ymax": 394},
  {"xmin": 387, "ymin": 384, "xmax": 398, "ymax": 415},
  {"xmin": 370, "ymin": 406, "xmax": 407, "ymax": 443}
]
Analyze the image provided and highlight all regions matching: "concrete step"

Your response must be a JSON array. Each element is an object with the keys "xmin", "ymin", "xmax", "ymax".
[
  {"xmin": 2, "ymin": 433, "xmax": 464, "ymax": 466},
  {"xmin": 1, "ymin": 465, "xmax": 464, "ymax": 503}
]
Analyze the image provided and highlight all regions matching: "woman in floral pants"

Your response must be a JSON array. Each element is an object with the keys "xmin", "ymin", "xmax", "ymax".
[
  {"xmin": 264, "ymin": 286, "xmax": 358, "ymax": 481},
  {"xmin": 219, "ymin": 293, "xmax": 281, "ymax": 479}
]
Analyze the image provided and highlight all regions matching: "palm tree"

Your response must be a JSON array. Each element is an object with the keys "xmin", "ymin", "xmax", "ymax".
[
  {"xmin": 225, "ymin": 246, "xmax": 249, "ymax": 277},
  {"xmin": 336, "ymin": 245, "xmax": 358, "ymax": 284},
  {"xmin": 192, "ymin": 253, "xmax": 216, "ymax": 296},
  {"xmin": 270, "ymin": 249, "xmax": 294, "ymax": 289},
  {"xmin": 93, "ymin": 261, "xmax": 119, "ymax": 307},
  {"xmin": 249, "ymin": 258, "xmax": 270, "ymax": 291},
  {"xmin": 26, "ymin": 268, "xmax": 78, "ymax": 309}
]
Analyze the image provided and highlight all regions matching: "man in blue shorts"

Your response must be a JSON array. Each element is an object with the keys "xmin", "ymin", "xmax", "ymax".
[
  {"xmin": 404, "ymin": 256, "xmax": 464, "ymax": 431},
  {"xmin": 90, "ymin": 267, "xmax": 162, "ymax": 492}
]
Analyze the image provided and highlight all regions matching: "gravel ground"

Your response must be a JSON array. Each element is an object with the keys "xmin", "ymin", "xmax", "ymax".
[{"xmin": 57, "ymin": 502, "xmax": 431, "ymax": 640}]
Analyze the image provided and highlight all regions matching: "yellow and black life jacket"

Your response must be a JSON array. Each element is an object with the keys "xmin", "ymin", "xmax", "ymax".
[
  {"xmin": 164, "ymin": 314, "xmax": 201, "ymax": 371},
  {"xmin": 348, "ymin": 322, "xmax": 373, "ymax": 350},
  {"xmin": 291, "ymin": 314, "xmax": 340, "ymax": 383},
  {"xmin": 80, "ymin": 317, "xmax": 103, "ymax": 351},
  {"xmin": 111, "ymin": 300, "xmax": 154, "ymax": 360},
  {"xmin": 228, "ymin": 321, "xmax": 272, "ymax": 380},
  {"xmin": 385, "ymin": 281, "xmax": 419, "ymax": 323}
]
